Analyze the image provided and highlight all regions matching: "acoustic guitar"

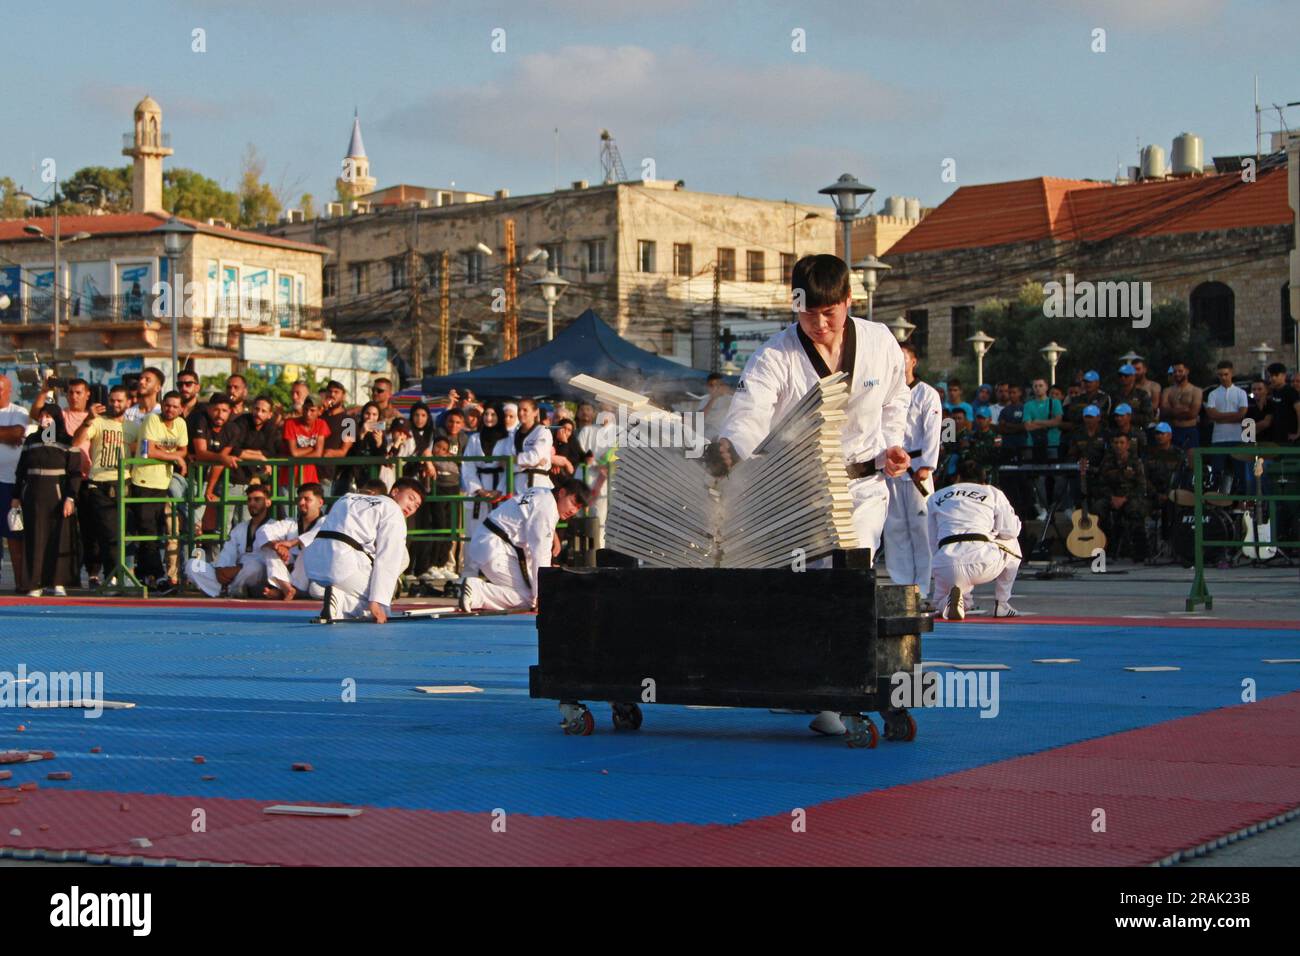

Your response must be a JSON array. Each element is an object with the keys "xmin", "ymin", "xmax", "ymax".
[{"xmin": 1066, "ymin": 459, "xmax": 1107, "ymax": 558}]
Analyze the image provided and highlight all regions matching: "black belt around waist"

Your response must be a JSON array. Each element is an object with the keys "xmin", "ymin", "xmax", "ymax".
[
  {"xmin": 937, "ymin": 533, "xmax": 991, "ymax": 547},
  {"xmin": 519, "ymin": 467, "xmax": 549, "ymax": 489},
  {"xmin": 484, "ymin": 519, "xmax": 531, "ymax": 590},
  {"xmin": 847, "ymin": 448, "xmax": 924, "ymax": 480},
  {"xmin": 317, "ymin": 529, "xmax": 372, "ymax": 562}
]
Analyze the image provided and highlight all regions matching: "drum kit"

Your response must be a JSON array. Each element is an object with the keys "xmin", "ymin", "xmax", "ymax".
[{"xmin": 1167, "ymin": 452, "xmax": 1293, "ymax": 567}]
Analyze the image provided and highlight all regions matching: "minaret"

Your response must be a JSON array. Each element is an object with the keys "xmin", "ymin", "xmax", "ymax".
[
  {"xmin": 122, "ymin": 96, "xmax": 173, "ymax": 214},
  {"xmin": 337, "ymin": 112, "xmax": 376, "ymax": 199}
]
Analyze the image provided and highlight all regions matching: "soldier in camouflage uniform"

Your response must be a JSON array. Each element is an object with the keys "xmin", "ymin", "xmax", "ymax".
[
  {"xmin": 1111, "ymin": 364, "xmax": 1155, "ymax": 430},
  {"xmin": 1067, "ymin": 404, "xmax": 1109, "ymax": 510},
  {"xmin": 968, "ymin": 409, "xmax": 1000, "ymax": 473},
  {"xmin": 1099, "ymin": 432, "xmax": 1148, "ymax": 560},
  {"xmin": 1142, "ymin": 421, "xmax": 1185, "ymax": 552},
  {"xmin": 1063, "ymin": 371, "xmax": 1112, "ymax": 438},
  {"xmin": 1108, "ymin": 403, "xmax": 1148, "ymax": 455}
]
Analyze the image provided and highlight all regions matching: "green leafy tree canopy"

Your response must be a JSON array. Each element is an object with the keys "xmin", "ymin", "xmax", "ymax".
[{"xmin": 200, "ymin": 365, "xmax": 333, "ymax": 414}]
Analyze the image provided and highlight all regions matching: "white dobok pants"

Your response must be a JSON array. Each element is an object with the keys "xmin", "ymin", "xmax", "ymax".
[
  {"xmin": 264, "ymin": 552, "xmax": 325, "ymax": 599},
  {"xmin": 186, "ymin": 552, "xmax": 269, "ymax": 598},
  {"xmin": 930, "ymin": 540, "xmax": 1020, "ymax": 605},
  {"xmin": 304, "ymin": 541, "xmax": 382, "ymax": 620},
  {"xmin": 884, "ymin": 473, "xmax": 934, "ymax": 597},
  {"xmin": 463, "ymin": 533, "xmax": 533, "ymax": 612}
]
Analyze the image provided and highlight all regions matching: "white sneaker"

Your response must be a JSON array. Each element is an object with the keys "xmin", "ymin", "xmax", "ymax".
[
  {"xmin": 1036, "ymin": 508, "xmax": 1048, "ymax": 523},
  {"xmin": 26, "ymin": 589, "xmax": 42, "ymax": 597},
  {"xmin": 51, "ymin": 586, "xmax": 67, "ymax": 597},
  {"xmin": 944, "ymin": 585, "xmax": 965, "ymax": 621},
  {"xmin": 458, "ymin": 577, "xmax": 479, "ymax": 613},
  {"xmin": 994, "ymin": 601, "xmax": 1020, "ymax": 618},
  {"xmin": 809, "ymin": 711, "xmax": 846, "ymax": 736}
]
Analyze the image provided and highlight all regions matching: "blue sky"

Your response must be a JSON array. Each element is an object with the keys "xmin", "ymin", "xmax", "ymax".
[{"xmin": 3, "ymin": 0, "xmax": 1295, "ymax": 210}]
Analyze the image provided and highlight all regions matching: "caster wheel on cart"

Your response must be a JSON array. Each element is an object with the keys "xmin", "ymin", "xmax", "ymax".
[
  {"xmin": 843, "ymin": 714, "xmax": 879, "ymax": 749},
  {"xmin": 881, "ymin": 708, "xmax": 917, "ymax": 742},
  {"xmin": 611, "ymin": 702, "xmax": 643, "ymax": 731},
  {"xmin": 559, "ymin": 702, "xmax": 595, "ymax": 736}
]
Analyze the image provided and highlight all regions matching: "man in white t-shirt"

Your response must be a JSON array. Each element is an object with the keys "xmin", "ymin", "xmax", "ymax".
[
  {"xmin": 0, "ymin": 374, "xmax": 32, "ymax": 586},
  {"xmin": 1205, "ymin": 360, "xmax": 1249, "ymax": 494}
]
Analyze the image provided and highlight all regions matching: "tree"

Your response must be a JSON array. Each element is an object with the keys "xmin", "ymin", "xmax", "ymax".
[
  {"xmin": 164, "ymin": 168, "xmax": 239, "ymax": 223},
  {"xmin": 299, "ymin": 193, "xmax": 317, "ymax": 220},
  {"xmin": 54, "ymin": 166, "xmax": 134, "ymax": 214},
  {"xmin": 935, "ymin": 281, "xmax": 1213, "ymax": 392},
  {"xmin": 0, "ymin": 177, "xmax": 28, "ymax": 219},
  {"xmin": 200, "ymin": 365, "xmax": 333, "ymax": 413},
  {"xmin": 238, "ymin": 144, "xmax": 281, "ymax": 228}
]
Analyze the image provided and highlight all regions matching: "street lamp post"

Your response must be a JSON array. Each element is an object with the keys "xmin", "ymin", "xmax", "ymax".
[
  {"xmin": 1119, "ymin": 350, "xmax": 1143, "ymax": 366},
  {"xmin": 531, "ymin": 270, "xmax": 570, "ymax": 341},
  {"xmin": 17, "ymin": 183, "xmax": 92, "ymax": 353},
  {"xmin": 818, "ymin": 174, "xmax": 875, "ymax": 269},
  {"xmin": 1249, "ymin": 342, "xmax": 1274, "ymax": 378},
  {"xmin": 154, "ymin": 217, "xmax": 197, "ymax": 380},
  {"xmin": 853, "ymin": 255, "xmax": 892, "ymax": 323},
  {"xmin": 1040, "ymin": 341, "xmax": 1068, "ymax": 385},
  {"xmin": 457, "ymin": 334, "xmax": 483, "ymax": 371},
  {"xmin": 883, "ymin": 313, "xmax": 915, "ymax": 344},
  {"xmin": 967, "ymin": 330, "xmax": 995, "ymax": 386}
]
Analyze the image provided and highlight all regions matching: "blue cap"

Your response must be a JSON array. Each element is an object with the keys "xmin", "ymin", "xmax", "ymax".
[
  {"xmin": 1119, "ymin": 364, "xmax": 1136, "ymax": 375},
  {"xmin": 1167, "ymin": 365, "xmax": 1174, "ymax": 374},
  {"xmin": 1115, "ymin": 403, "xmax": 1132, "ymax": 415},
  {"xmin": 975, "ymin": 407, "xmax": 991, "ymax": 419},
  {"xmin": 1155, "ymin": 422, "xmax": 1172, "ymax": 434},
  {"xmin": 1084, "ymin": 370, "xmax": 1100, "ymax": 382},
  {"xmin": 1083, "ymin": 405, "xmax": 1101, "ymax": 418}
]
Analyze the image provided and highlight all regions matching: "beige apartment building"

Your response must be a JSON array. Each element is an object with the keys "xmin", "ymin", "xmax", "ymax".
[{"xmin": 264, "ymin": 117, "xmax": 838, "ymax": 373}]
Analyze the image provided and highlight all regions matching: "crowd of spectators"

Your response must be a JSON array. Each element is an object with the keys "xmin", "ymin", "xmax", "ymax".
[
  {"xmin": 0, "ymin": 369, "xmax": 614, "ymax": 598},
  {"xmin": 931, "ymin": 358, "xmax": 1300, "ymax": 563}
]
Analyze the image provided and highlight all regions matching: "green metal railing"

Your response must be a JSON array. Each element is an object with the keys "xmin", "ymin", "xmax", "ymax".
[
  {"xmin": 103, "ymin": 453, "xmax": 516, "ymax": 596},
  {"xmin": 1185, "ymin": 445, "xmax": 1300, "ymax": 611}
]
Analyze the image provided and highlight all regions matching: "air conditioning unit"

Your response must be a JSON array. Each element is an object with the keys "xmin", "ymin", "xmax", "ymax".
[
  {"xmin": 283, "ymin": 209, "xmax": 305, "ymax": 223},
  {"xmin": 326, "ymin": 202, "xmax": 345, "ymax": 218}
]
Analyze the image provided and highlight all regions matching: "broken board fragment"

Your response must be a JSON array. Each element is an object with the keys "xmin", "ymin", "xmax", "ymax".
[
  {"xmin": 1033, "ymin": 658, "xmax": 1081, "ymax": 664},
  {"xmin": 263, "ymin": 805, "xmax": 362, "ymax": 817},
  {"xmin": 414, "ymin": 685, "xmax": 484, "ymax": 694},
  {"xmin": 25, "ymin": 699, "xmax": 135, "ymax": 710},
  {"xmin": 1124, "ymin": 666, "xmax": 1181, "ymax": 672},
  {"xmin": 944, "ymin": 663, "xmax": 1010, "ymax": 671},
  {"xmin": 1262, "ymin": 659, "xmax": 1300, "ymax": 664}
]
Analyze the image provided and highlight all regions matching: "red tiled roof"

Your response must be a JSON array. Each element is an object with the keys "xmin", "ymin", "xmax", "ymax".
[
  {"xmin": 0, "ymin": 212, "xmax": 329, "ymax": 254},
  {"xmin": 886, "ymin": 169, "xmax": 1290, "ymax": 255}
]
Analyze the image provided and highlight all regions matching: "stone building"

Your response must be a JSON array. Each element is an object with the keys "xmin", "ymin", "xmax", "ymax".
[
  {"xmin": 0, "ymin": 98, "xmax": 367, "ymax": 394},
  {"xmin": 876, "ymin": 157, "xmax": 1297, "ymax": 375},
  {"xmin": 265, "ymin": 121, "xmax": 836, "ymax": 374}
]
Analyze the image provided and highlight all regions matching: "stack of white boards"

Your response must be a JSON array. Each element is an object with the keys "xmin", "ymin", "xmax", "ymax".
[{"xmin": 571, "ymin": 372, "xmax": 857, "ymax": 569}]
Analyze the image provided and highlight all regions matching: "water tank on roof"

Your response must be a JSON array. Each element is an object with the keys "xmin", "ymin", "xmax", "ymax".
[
  {"xmin": 1140, "ymin": 144, "xmax": 1166, "ymax": 180},
  {"xmin": 884, "ymin": 195, "xmax": 907, "ymax": 218},
  {"xmin": 1171, "ymin": 132, "xmax": 1203, "ymax": 176},
  {"xmin": 904, "ymin": 197, "xmax": 921, "ymax": 221}
]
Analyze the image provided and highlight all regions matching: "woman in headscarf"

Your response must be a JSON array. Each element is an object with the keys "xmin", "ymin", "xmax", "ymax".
[
  {"xmin": 399, "ymin": 401, "xmax": 440, "ymax": 587},
  {"xmin": 11, "ymin": 407, "xmax": 83, "ymax": 596},
  {"xmin": 459, "ymin": 404, "xmax": 510, "ymax": 575}
]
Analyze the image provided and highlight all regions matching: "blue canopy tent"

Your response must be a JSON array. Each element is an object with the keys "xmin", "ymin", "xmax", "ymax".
[{"xmin": 421, "ymin": 309, "xmax": 724, "ymax": 401}]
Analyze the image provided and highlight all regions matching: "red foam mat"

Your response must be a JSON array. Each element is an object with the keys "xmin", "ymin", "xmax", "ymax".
[{"xmin": 2, "ymin": 693, "xmax": 1298, "ymax": 866}]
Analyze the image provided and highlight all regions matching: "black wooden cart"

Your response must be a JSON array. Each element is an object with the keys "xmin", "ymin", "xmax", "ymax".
[{"xmin": 528, "ymin": 548, "xmax": 931, "ymax": 748}]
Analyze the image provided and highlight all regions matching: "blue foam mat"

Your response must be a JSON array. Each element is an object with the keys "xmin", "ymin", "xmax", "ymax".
[{"xmin": 1, "ymin": 605, "xmax": 1297, "ymax": 825}]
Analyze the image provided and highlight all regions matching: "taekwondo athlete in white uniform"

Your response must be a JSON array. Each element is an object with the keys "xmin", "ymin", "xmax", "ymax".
[
  {"xmin": 301, "ymin": 478, "xmax": 426, "ymax": 623},
  {"xmin": 927, "ymin": 459, "xmax": 1023, "ymax": 620},
  {"xmin": 714, "ymin": 254, "xmax": 911, "ymax": 738},
  {"xmin": 257, "ymin": 481, "xmax": 328, "ymax": 601},
  {"xmin": 883, "ymin": 340, "xmax": 943, "ymax": 604},
  {"xmin": 185, "ymin": 482, "xmax": 276, "ymax": 597},
  {"xmin": 459, "ymin": 479, "xmax": 589, "ymax": 613},
  {"xmin": 490, "ymin": 397, "xmax": 554, "ymax": 492}
]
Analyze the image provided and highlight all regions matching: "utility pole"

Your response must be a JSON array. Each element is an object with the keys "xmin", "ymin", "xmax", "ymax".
[
  {"xmin": 711, "ymin": 262, "xmax": 721, "ymax": 373},
  {"xmin": 438, "ymin": 250, "xmax": 450, "ymax": 375},
  {"xmin": 408, "ymin": 246, "xmax": 423, "ymax": 378},
  {"xmin": 504, "ymin": 218, "xmax": 517, "ymax": 360}
]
